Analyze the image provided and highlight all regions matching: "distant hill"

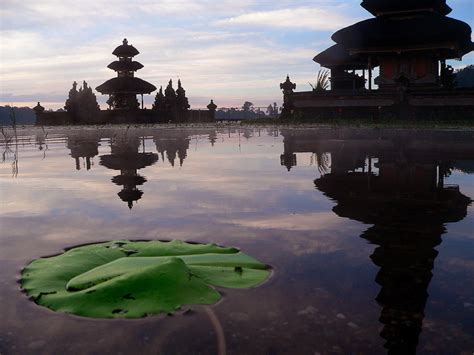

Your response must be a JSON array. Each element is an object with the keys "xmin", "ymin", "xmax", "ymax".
[{"xmin": 0, "ymin": 106, "xmax": 36, "ymax": 126}]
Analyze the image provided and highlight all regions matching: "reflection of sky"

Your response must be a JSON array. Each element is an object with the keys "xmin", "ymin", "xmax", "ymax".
[
  {"xmin": 1, "ymin": 127, "xmax": 474, "ymax": 354},
  {"xmin": 1, "ymin": 129, "xmax": 367, "ymax": 259}
]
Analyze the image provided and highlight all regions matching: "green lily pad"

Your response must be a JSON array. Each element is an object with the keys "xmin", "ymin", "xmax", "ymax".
[{"xmin": 21, "ymin": 240, "xmax": 270, "ymax": 319}]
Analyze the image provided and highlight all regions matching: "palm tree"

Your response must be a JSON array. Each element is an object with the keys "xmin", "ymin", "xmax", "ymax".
[{"xmin": 310, "ymin": 69, "xmax": 330, "ymax": 91}]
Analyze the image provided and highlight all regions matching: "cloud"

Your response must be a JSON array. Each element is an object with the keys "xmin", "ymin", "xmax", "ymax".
[
  {"xmin": 229, "ymin": 212, "xmax": 346, "ymax": 232},
  {"xmin": 216, "ymin": 6, "xmax": 359, "ymax": 31},
  {"xmin": 0, "ymin": 28, "xmax": 318, "ymax": 109},
  {"xmin": 0, "ymin": 0, "xmax": 259, "ymax": 31},
  {"xmin": 2, "ymin": 1, "xmax": 472, "ymax": 109}
]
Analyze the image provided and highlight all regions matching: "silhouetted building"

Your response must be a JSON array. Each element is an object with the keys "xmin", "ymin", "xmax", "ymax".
[
  {"xmin": 34, "ymin": 39, "xmax": 216, "ymax": 125},
  {"xmin": 316, "ymin": 0, "xmax": 472, "ymax": 91},
  {"xmin": 33, "ymin": 102, "xmax": 45, "ymax": 116},
  {"xmin": 283, "ymin": 0, "xmax": 474, "ymax": 119},
  {"xmin": 96, "ymin": 39, "xmax": 157, "ymax": 110}
]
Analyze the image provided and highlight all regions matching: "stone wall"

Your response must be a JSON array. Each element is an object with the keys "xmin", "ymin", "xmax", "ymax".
[
  {"xmin": 35, "ymin": 109, "xmax": 215, "ymax": 126},
  {"xmin": 284, "ymin": 89, "xmax": 474, "ymax": 120}
]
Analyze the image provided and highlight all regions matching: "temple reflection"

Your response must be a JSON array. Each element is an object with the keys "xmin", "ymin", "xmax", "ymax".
[
  {"xmin": 100, "ymin": 134, "xmax": 158, "ymax": 209},
  {"xmin": 153, "ymin": 130, "xmax": 191, "ymax": 167},
  {"xmin": 64, "ymin": 128, "xmax": 221, "ymax": 209},
  {"xmin": 281, "ymin": 129, "xmax": 473, "ymax": 354},
  {"xmin": 67, "ymin": 135, "xmax": 100, "ymax": 171},
  {"xmin": 208, "ymin": 130, "xmax": 217, "ymax": 146}
]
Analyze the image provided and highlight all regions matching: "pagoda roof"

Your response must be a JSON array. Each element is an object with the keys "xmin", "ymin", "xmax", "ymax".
[
  {"xmin": 100, "ymin": 152, "xmax": 159, "ymax": 170},
  {"xmin": 107, "ymin": 61, "xmax": 144, "ymax": 72},
  {"xmin": 315, "ymin": 172, "xmax": 471, "ymax": 225},
  {"xmin": 118, "ymin": 189, "xmax": 143, "ymax": 209},
  {"xmin": 361, "ymin": 0, "xmax": 452, "ymax": 16},
  {"xmin": 96, "ymin": 77, "xmax": 157, "ymax": 95},
  {"xmin": 314, "ymin": 44, "xmax": 378, "ymax": 70},
  {"xmin": 112, "ymin": 38, "xmax": 140, "ymax": 57},
  {"xmin": 112, "ymin": 174, "xmax": 147, "ymax": 186},
  {"xmin": 332, "ymin": 12, "xmax": 473, "ymax": 58}
]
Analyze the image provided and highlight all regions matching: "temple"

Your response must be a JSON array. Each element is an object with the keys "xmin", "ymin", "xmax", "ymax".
[
  {"xmin": 282, "ymin": 0, "xmax": 474, "ymax": 119},
  {"xmin": 96, "ymin": 39, "xmax": 156, "ymax": 110},
  {"xmin": 34, "ymin": 39, "xmax": 217, "ymax": 125}
]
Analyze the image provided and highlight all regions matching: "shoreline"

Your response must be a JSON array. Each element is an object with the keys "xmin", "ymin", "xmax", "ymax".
[{"xmin": 2, "ymin": 120, "xmax": 474, "ymax": 132}]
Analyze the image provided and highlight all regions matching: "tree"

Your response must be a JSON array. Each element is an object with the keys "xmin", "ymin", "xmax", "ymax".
[
  {"xmin": 77, "ymin": 81, "xmax": 100, "ymax": 119},
  {"xmin": 455, "ymin": 65, "xmax": 474, "ymax": 88},
  {"xmin": 176, "ymin": 80, "xmax": 190, "ymax": 111},
  {"xmin": 152, "ymin": 87, "xmax": 166, "ymax": 111},
  {"xmin": 267, "ymin": 104, "xmax": 273, "ymax": 116},
  {"xmin": 266, "ymin": 102, "xmax": 279, "ymax": 117},
  {"xmin": 64, "ymin": 81, "xmax": 100, "ymax": 123},
  {"xmin": 64, "ymin": 81, "xmax": 79, "ymax": 115},
  {"xmin": 242, "ymin": 101, "xmax": 254, "ymax": 112},
  {"xmin": 310, "ymin": 69, "xmax": 330, "ymax": 91},
  {"xmin": 164, "ymin": 79, "xmax": 177, "ymax": 111}
]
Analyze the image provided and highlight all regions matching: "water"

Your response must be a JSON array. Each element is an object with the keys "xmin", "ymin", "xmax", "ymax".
[{"xmin": 1, "ymin": 126, "xmax": 473, "ymax": 354}]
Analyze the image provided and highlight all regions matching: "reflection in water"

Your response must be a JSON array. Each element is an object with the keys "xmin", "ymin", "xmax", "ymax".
[
  {"xmin": 100, "ymin": 134, "xmax": 158, "ymax": 209},
  {"xmin": 154, "ymin": 130, "xmax": 190, "ymax": 167},
  {"xmin": 0, "ymin": 126, "xmax": 19, "ymax": 177},
  {"xmin": 1, "ymin": 127, "xmax": 474, "ymax": 354},
  {"xmin": 64, "ymin": 129, "xmax": 218, "ymax": 209},
  {"xmin": 281, "ymin": 129, "xmax": 473, "ymax": 354},
  {"xmin": 67, "ymin": 135, "xmax": 100, "ymax": 171}
]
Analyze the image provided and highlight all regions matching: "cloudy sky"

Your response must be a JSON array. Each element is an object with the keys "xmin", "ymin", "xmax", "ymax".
[{"xmin": 1, "ymin": 0, "xmax": 473, "ymax": 109}]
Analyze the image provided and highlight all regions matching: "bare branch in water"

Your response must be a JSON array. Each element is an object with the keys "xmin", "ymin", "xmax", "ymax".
[{"xmin": 9, "ymin": 107, "xmax": 19, "ymax": 177}]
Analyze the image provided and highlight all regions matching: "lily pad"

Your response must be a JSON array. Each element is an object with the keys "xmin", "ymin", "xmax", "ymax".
[{"xmin": 21, "ymin": 240, "xmax": 270, "ymax": 319}]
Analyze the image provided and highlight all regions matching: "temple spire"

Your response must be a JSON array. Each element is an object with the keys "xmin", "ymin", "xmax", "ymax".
[{"xmin": 96, "ymin": 39, "xmax": 156, "ymax": 110}]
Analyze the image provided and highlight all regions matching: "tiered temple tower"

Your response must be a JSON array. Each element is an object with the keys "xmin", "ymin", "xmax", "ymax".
[
  {"xmin": 96, "ymin": 39, "xmax": 157, "ymax": 110},
  {"xmin": 314, "ymin": 0, "xmax": 473, "ymax": 91}
]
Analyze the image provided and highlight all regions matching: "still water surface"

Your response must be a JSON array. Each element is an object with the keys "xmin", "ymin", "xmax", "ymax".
[{"xmin": 1, "ymin": 126, "xmax": 473, "ymax": 354}]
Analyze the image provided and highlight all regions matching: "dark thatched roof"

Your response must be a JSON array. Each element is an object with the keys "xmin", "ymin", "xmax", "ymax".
[
  {"xmin": 112, "ymin": 174, "xmax": 147, "ymax": 186},
  {"xmin": 315, "ymin": 172, "xmax": 471, "ymax": 225},
  {"xmin": 332, "ymin": 12, "xmax": 473, "ymax": 58},
  {"xmin": 118, "ymin": 189, "xmax": 143, "ymax": 208},
  {"xmin": 96, "ymin": 77, "xmax": 157, "ymax": 95},
  {"xmin": 100, "ymin": 153, "xmax": 159, "ymax": 170},
  {"xmin": 112, "ymin": 39, "xmax": 139, "ymax": 58},
  {"xmin": 107, "ymin": 61, "xmax": 144, "ymax": 72},
  {"xmin": 361, "ymin": 0, "xmax": 452, "ymax": 16},
  {"xmin": 313, "ymin": 44, "xmax": 378, "ymax": 70}
]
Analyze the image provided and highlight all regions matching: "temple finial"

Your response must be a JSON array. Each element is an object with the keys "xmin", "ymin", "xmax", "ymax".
[
  {"xmin": 207, "ymin": 99, "xmax": 217, "ymax": 111},
  {"xmin": 123, "ymin": 38, "xmax": 128, "ymax": 45}
]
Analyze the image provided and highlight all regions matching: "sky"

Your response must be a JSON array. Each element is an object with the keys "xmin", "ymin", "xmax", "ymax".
[{"xmin": 1, "ymin": 0, "xmax": 473, "ymax": 110}]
